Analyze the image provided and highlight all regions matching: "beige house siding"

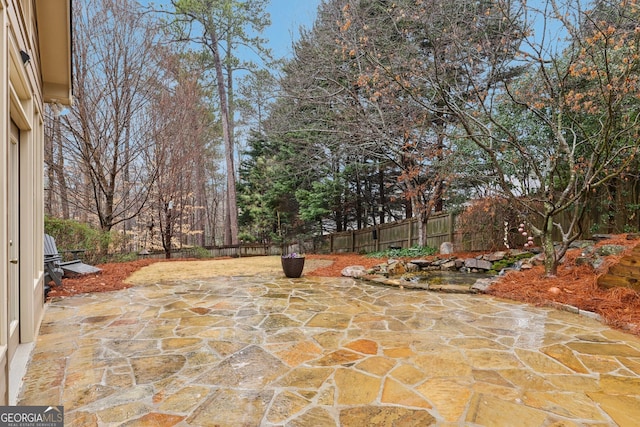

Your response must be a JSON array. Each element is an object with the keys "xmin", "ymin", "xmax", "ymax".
[{"xmin": 0, "ymin": 0, "xmax": 71, "ymax": 405}]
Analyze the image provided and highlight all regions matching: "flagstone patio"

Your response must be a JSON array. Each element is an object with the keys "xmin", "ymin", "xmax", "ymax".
[{"xmin": 17, "ymin": 272, "xmax": 640, "ymax": 426}]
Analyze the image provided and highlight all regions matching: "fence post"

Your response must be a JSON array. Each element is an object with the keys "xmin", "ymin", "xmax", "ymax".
[
  {"xmin": 351, "ymin": 231, "xmax": 356, "ymax": 253},
  {"xmin": 408, "ymin": 219, "xmax": 412, "ymax": 248},
  {"xmin": 448, "ymin": 213, "xmax": 454, "ymax": 244}
]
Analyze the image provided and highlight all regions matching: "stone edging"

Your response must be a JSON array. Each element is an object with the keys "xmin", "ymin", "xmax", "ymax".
[
  {"xmin": 357, "ymin": 273, "xmax": 611, "ymax": 327},
  {"xmin": 358, "ymin": 273, "xmax": 495, "ymax": 294}
]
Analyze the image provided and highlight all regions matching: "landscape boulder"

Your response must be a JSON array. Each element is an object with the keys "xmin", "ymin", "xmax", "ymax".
[
  {"xmin": 482, "ymin": 251, "xmax": 506, "ymax": 262},
  {"xmin": 440, "ymin": 260, "xmax": 458, "ymax": 271},
  {"xmin": 439, "ymin": 242, "xmax": 454, "ymax": 255},
  {"xmin": 341, "ymin": 265, "xmax": 368, "ymax": 278},
  {"xmin": 386, "ymin": 260, "xmax": 407, "ymax": 276},
  {"xmin": 596, "ymin": 244, "xmax": 625, "ymax": 256},
  {"xmin": 464, "ymin": 258, "xmax": 493, "ymax": 271}
]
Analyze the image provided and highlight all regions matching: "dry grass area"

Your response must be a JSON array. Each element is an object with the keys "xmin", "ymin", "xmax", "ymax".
[
  {"xmin": 46, "ymin": 254, "xmax": 379, "ymax": 299},
  {"xmin": 48, "ymin": 242, "xmax": 640, "ymax": 336}
]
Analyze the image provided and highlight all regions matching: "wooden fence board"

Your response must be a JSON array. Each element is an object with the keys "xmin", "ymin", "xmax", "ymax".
[
  {"xmin": 328, "ymin": 213, "xmax": 456, "ymax": 254},
  {"xmin": 137, "ymin": 196, "xmax": 638, "ymax": 259}
]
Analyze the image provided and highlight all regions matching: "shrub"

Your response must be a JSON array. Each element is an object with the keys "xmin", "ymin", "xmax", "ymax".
[
  {"xmin": 44, "ymin": 216, "xmax": 106, "ymax": 264},
  {"xmin": 366, "ymin": 245, "xmax": 437, "ymax": 259},
  {"xmin": 455, "ymin": 197, "xmax": 526, "ymax": 251},
  {"xmin": 105, "ymin": 252, "xmax": 139, "ymax": 263},
  {"xmin": 189, "ymin": 246, "xmax": 211, "ymax": 259}
]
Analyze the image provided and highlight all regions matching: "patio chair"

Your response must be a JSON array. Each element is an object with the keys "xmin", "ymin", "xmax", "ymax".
[
  {"xmin": 44, "ymin": 234, "xmax": 65, "ymax": 287},
  {"xmin": 44, "ymin": 234, "xmax": 101, "ymax": 289}
]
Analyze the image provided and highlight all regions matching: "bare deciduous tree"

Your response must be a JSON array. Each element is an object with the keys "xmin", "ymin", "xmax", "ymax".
[
  {"xmin": 64, "ymin": 0, "xmax": 162, "ymax": 250},
  {"xmin": 149, "ymin": 54, "xmax": 219, "ymax": 258},
  {"xmin": 425, "ymin": 0, "xmax": 640, "ymax": 274},
  {"xmin": 168, "ymin": 0, "xmax": 272, "ymax": 246}
]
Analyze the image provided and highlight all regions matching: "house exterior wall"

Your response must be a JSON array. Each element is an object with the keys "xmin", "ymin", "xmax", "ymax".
[{"xmin": 0, "ymin": 0, "xmax": 71, "ymax": 405}]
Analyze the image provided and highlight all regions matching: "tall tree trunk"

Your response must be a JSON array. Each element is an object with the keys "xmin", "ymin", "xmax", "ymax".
[
  {"xmin": 607, "ymin": 179, "xmax": 617, "ymax": 234},
  {"xmin": 207, "ymin": 23, "xmax": 238, "ymax": 246},
  {"xmin": 405, "ymin": 199, "xmax": 412, "ymax": 220},
  {"xmin": 55, "ymin": 114, "xmax": 70, "ymax": 219},
  {"xmin": 163, "ymin": 201, "xmax": 173, "ymax": 259},
  {"xmin": 354, "ymin": 161, "xmax": 363, "ymax": 229},
  {"xmin": 542, "ymin": 202, "xmax": 558, "ymax": 276},
  {"xmin": 378, "ymin": 165, "xmax": 385, "ymax": 224},
  {"xmin": 44, "ymin": 121, "xmax": 54, "ymax": 215},
  {"xmin": 122, "ymin": 122, "xmax": 131, "ymax": 251},
  {"xmin": 197, "ymin": 157, "xmax": 207, "ymax": 247},
  {"xmin": 433, "ymin": 117, "xmax": 445, "ymax": 213},
  {"xmin": 80, "ymin": 163, "xmax": 90, "ymax": 223},
  {"xmin": 414, "ymin": 196, "xmax": 427, "ymax": 246}
]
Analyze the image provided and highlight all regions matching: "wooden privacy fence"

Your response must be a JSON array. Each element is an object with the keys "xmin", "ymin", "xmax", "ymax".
[
  {"xmin": 140, "ymin": 213, "xmax": 470, "ymax": 259},
  {"xmin": 130, "ymin": 207, "xmax": 617, "ymax": 259},
  {"xmin": 127, "ymin": 195, "xmax": 631, "ymax": 260},
  {"xmin": 114, "ymin": 210, "xmax": 524, "ymax": 260},
  {"xmin": 329, "ymin": 213, "xmax": 456, "ymax": 253},
  {"xmin": 140, "ymin": 244, "xmax": 286, "ymax": 260}
]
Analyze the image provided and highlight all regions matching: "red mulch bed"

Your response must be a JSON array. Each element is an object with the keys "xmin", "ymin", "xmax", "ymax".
[
  {"xmin": 486, "ymin": 235, "xmax": 640, "ymax": 336},
  {"xmin": 46, "ymin": 259, "xmax": 155, "ymax": 298},
  {"xmin": 47, "ymin": 244, "xmax": 640, "ymax": 337}
]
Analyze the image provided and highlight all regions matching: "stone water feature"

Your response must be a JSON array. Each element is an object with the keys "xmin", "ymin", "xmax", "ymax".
[
  {"xmin": 341, "ymin": 249, "xmax": 531, "ymax": 293},
  {"xmin": 342, "ymin": 237, "xmax": 631, "ymax": 294}
]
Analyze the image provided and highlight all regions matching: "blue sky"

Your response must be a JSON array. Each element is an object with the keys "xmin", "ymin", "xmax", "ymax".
[
  {"xmin": 143, "ymin": 0, "xmax": 321, "ymax": 60},
  {"xmin": 265, "ymin": 0, "xmax": 321, "ymax": 59}
]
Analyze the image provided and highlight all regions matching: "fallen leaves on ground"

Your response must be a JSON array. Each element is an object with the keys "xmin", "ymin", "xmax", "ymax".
[
  {"xmin": 487, "ymin": 235, "xmax": 640, "ymax": 336},
  {"xmin": 47, "ymin": 259, "xmax": 156, "ymax": 297},
  {"xmin": 47, "ymin": 242, "xmax": 640, "ymax": 337}
]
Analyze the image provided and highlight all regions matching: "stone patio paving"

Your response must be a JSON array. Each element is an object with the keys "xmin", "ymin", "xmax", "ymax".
[{"xmin": 18, "ymin": 273, "xmax": 640, "ymax": 426}]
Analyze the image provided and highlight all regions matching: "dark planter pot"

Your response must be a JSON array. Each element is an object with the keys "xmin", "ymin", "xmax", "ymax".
[{"xmin": 281, "ymin": 257, "xmax": 305, "ymax": 278}]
